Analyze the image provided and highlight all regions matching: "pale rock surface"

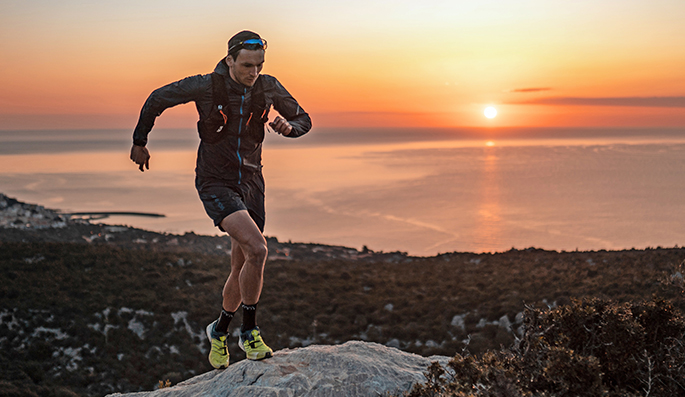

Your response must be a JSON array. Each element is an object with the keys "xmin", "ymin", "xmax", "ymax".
[{"xmin": 107, "ymin": 341, "xmax": 449, "ymax": 397}]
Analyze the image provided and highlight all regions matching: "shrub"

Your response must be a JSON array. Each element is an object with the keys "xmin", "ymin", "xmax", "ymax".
[{"xmin": 406, "ymin": 297, "xmax": 685, "ymax": 397}]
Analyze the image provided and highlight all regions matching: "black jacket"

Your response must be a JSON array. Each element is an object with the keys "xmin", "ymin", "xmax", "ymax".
[{"xmin": 133, "ymin": 59, "xmax": 312, "ymax": 184}]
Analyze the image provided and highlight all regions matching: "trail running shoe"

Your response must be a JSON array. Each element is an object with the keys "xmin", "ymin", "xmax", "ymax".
[
  {"xmin": 206, "ymin": 320, "xmax": 229, "ymax": 369},
  {"xmin": 239, "ymin": 326, "xmax": 273, "ymax": 360}
]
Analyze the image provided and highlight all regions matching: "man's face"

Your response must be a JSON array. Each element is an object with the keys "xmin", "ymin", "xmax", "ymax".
[{"xmin": 226, "ymin": 49, "xmax": 265, "ymax": 87}]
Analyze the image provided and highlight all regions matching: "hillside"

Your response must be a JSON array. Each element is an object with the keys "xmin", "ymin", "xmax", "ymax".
[{"xmin": 1, "ymin": 193, "xmax": 685, "ymax": 396}]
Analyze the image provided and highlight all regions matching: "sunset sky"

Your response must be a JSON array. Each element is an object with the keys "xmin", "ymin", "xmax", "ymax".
[{"xmin": 1, "ymin": 0, "xmax": 684, "ymax": 130}]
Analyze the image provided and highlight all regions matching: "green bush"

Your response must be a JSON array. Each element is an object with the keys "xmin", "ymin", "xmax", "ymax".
[{"xmin": 406, "ymin": 298, "xmax": 685, "ymax": 397}]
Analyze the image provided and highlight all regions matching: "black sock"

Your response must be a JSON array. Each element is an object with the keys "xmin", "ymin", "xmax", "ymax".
[
  {"xmin": 215, "ymin": 308, "xmax": 235, "ymax": 334},
  {"xmin": 240, "ymin": 303, "xmax": 258, "ymax": 332}
]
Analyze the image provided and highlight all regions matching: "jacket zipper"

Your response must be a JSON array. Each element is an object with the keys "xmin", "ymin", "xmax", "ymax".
[{"xmin": 237, "ymin": 88, "xmax": 246, "ymax": 185}]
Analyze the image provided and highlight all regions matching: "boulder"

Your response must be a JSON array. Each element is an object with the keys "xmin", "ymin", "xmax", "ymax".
[{"xmin": 106, "ymin": 341, "xmax": 448, "ymax": 397}]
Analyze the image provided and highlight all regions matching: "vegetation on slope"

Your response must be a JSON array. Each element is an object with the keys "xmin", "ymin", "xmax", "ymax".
[
  {"xmin": 406, "ymin": 298, "xmax": 685, "ymax": 397},
  {"xmin": 1, "ymin": 240, "xmax": 684, "ymax": 396}
]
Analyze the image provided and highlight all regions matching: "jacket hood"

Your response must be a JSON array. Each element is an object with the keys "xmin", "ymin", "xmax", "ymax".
[{"xmin": 214, "ymin": 58, "xmax": 229, "ymax": 76}]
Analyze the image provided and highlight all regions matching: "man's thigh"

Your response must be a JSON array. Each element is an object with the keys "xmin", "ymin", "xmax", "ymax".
[{"xmin": 220, "ymin": 210, "xmax": 265, "ymax": 249}]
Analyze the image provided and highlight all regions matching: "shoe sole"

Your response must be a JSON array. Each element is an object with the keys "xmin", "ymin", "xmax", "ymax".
[
  {"xmin": 246, "ymin": 350, "xmax": 273, "ymax": 360},
  {"xmin": 238, "ymin": 336, "xmax": 273, "ymax": 361}
]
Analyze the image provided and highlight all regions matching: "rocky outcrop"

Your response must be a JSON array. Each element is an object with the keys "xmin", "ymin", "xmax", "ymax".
[
  {"xmin": 106, "ymin": 341, "xmax": 448, "ymax": 397},
  {"xmin": 0, "ymin": 193, "xmax": 67, "ymax": 229}
]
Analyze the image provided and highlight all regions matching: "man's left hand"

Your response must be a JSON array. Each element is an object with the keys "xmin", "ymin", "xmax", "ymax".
[{"xmin": 269, "ymin": 116, "xmax": 293, "ymax": 136}]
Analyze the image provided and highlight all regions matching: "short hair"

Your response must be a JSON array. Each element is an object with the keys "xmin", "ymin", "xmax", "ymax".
[{"xmin": 227, "ymin": 30, "xmax": 263, "ymax": 61}]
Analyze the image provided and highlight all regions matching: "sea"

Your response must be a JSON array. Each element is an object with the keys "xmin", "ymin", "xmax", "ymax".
[{"xmin": 1, "ymin": 126, "xmax": 685, "ymax": 257}]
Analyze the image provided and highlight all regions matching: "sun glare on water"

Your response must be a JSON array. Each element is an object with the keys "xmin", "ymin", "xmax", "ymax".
[{"xmin": 484, "ymin": 106, "xmax": 498, "ymax": 119}]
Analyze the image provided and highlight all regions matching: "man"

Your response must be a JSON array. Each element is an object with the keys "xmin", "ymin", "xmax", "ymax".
[{"xmin": 130, "ymin": 30, "xmax": 312, "ymax": 369}]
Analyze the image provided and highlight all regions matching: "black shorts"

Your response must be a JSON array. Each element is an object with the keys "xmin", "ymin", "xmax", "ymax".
[{"xmin": 195, "ymin": 175, "xmax": 265, "ymax": 233}]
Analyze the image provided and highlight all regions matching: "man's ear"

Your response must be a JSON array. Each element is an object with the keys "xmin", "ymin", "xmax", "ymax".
[{"xmin": 225, "ymin": 55, "xmax": 233, "ymax": 68}]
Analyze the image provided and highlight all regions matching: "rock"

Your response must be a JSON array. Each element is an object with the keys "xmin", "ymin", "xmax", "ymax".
[
  {"xmin": 450, "ymin": 314, "xmax": 466, "ymax": 331},
  {"xmin": 498, "ymin": 315, "xmax": 511, "ymax": 332},
  {"xmin": 106, "ymin": 341, "xmax": 448, "ymax": 397}
]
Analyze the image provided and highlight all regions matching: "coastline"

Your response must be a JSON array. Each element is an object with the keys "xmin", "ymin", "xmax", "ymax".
[{"xmin": 2, "ymin": 191, "xmax": 682, "ymax": 259}]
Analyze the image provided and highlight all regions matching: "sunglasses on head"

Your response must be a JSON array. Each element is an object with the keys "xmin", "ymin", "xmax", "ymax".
[{"xmin": 229, "ymin": 38, "xmax": 268, "ymax": 53}]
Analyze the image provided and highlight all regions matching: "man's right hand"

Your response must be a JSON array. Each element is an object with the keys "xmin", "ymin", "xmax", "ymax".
[{"xmin": 130, "ymin": 144, "xmax": 150, "ymax": 172}]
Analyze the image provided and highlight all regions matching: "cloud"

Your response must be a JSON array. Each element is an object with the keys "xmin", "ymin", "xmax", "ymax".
[
  {"xmin": 512, "ymin": 96, "xmax": 685, "ymax": 108},
  {"xmin": 507, "ymin": 87, "xmax": 552, "ymax": 93}
]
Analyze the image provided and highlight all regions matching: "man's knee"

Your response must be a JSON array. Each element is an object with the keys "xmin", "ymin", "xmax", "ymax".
[
  {"xmin": 245, "ymin": 239, "xmax": 268, "ymax": 263},
  {"xmin": 253, "ymin": 240, "xmax": 268, "ymax": 261}
]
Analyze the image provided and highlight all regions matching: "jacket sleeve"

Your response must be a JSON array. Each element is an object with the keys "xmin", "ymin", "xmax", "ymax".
[
  {"xmin": 269, "ymin": 78, "xmax": 312, "ymax": 138},
  {"xmin": 132, "ymin": 74, "xmax": 208, "ymax": 146}
]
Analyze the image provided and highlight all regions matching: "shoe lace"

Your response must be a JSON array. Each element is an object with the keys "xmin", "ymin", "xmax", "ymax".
[
  {"xmin": 212, "ymin": 337, "xmax": 227, "ymax": 353},
  {"xmin": 245, "ymin": 332, "xmax": 265, "ymax": 349}
]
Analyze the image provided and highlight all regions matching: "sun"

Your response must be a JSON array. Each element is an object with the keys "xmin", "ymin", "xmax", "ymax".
[{"xmin": 484, "ymin": 106, "xmax": 498, "ymax": 119}]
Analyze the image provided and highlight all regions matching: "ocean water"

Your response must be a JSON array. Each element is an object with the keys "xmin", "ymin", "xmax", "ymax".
[{"xmin": 1, "ymin": 127, "xmax": 685, "ymax": 256}]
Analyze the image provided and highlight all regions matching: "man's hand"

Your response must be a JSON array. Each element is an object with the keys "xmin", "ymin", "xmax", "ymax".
[
  {"xmin": 269, "ymin": 116, "xmax": 293, "ymax": 136},
  {"xmin": 130, "ymin": 144, "xmax": 150, "ymax": 172}
]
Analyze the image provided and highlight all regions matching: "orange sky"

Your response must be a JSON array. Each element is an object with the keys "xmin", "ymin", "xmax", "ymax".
[{"xmin": 1, "ymin": 0, "xmax": 684, "ymax": 130}]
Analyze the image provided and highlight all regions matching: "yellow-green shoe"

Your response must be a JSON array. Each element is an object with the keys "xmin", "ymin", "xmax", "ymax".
[
  {"xmin": 239, "ymin": 326, "xmax": 273, "ymax": 360},
  {"xmin": 206, "ymin": 320, "xmax": 229, "ymax": 369}
]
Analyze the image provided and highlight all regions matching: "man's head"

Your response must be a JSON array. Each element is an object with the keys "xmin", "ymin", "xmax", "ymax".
[{"xmin": 226, "ymin": 30, "xmax": 267, "ymax": 87}]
